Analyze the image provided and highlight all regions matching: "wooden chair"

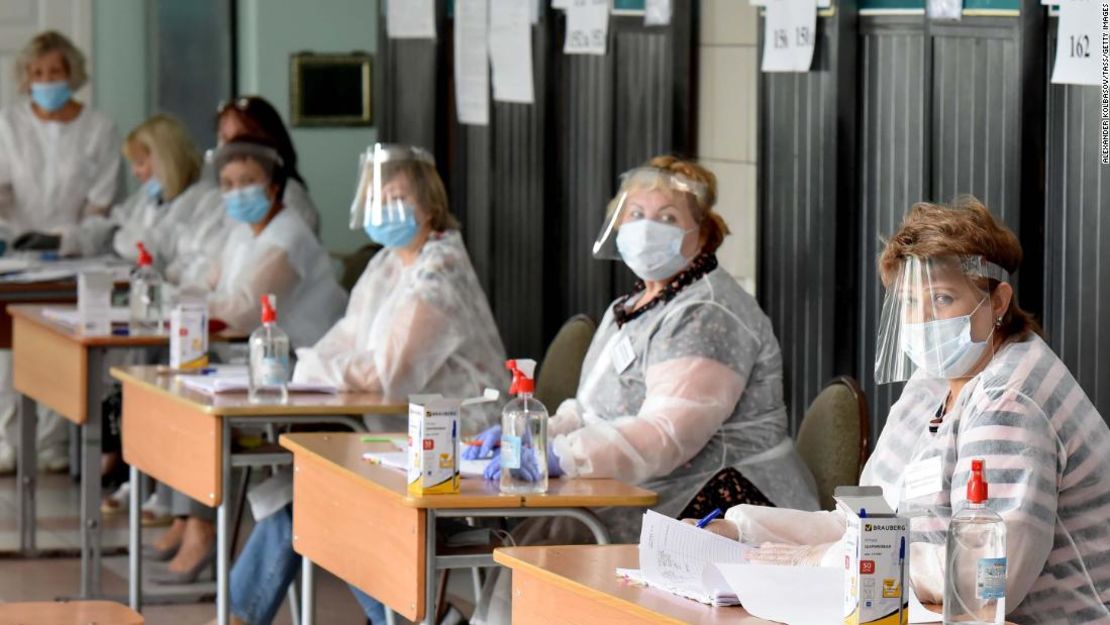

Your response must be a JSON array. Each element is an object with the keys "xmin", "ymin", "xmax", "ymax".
[{"xmin": 534, "ymin": 314, "xmax": 597, "ymax": 411}]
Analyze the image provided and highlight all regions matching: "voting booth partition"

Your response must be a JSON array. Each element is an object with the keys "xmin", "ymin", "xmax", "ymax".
[
  {"xmin": 751, "ymin": 1, "xmax": 1110, "ymax": 435},
  {"xmin": 373, "ymin": 0, "xmax": 697, "ymax": 358}
]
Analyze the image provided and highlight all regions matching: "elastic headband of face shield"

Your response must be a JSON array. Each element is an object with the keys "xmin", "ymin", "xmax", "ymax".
[
  {"xmin": 211, "ymin": 142, "xmax": 284, "ymax": 176},
  {"xmin": 592, "ymin": 167, "xmax": 711, "ymax": 260},
  {"xmin": 349, "ymin": 143, "xmax": 436, "ymax": 231},
  {"xmin": 873, "ymin": 254, "xmax": 1011, "ymax": 385}
]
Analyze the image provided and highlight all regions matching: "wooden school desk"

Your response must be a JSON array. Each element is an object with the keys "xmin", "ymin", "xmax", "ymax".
[
  {"xmin": 0, "ymin": 280, "xmax": 80, "ymax": 348},
  {"xmin": 280, "ymin": 432, "xmax": 659, "ymax": 625},
  {"xmin": 0, "ymin": 600, "xmax": 144, "ymax": 625},
  {"xmin": 112, "ymin": 367, "xmax": 409, "ymax": 625},
  {"xmin": 10, "ymin": 304, "xmax": 178, "ymax": 598}
]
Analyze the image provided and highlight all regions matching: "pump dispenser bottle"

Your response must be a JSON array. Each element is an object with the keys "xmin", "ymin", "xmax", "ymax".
[
  {"xmin": 944, "ymin": 458, "xmax": 1007, "ymax": 625},
  {"xmin": 248, "ymin": 294, "xmax": 290, "ymax": 403},
  {"xmin": 499, "ymin": 359, "xmax": 549, "ymax": 494}
]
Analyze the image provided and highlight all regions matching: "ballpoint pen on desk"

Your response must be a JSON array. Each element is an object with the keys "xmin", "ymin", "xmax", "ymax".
[
  {"xmin": 695, "ymin": 508, "xmax": 723, "ymax": 529},
  {"xmin": 898, "ymin": 536, "xmax": 907, "ymax": 625}
]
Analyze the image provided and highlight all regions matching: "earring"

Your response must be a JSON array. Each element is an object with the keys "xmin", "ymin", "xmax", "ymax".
[{"xmin": 994, "ymin": 316, "xmax": 1004, "ymax": 327}]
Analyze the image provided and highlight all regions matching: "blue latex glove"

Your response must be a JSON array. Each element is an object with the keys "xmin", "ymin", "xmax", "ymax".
[
  {"xmin": 462, "ymin": 425, "xmax": 501, "ymax": 460},
  {"xmin": 484, "ymin": 442, "xmax": 563, "ymax": 481}
]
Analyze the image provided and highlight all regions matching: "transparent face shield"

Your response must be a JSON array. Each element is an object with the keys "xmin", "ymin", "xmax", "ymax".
[
  {"xmin": 592, "ymin": 167, "xmax": 710, "ymax": 261},
  {"xmin": 874, "ymin": 255, "xmax": 1011, "ymax": 384},
  {"xmin": 349, "ymin": 143, "xmax": 436, "ymax": 231}
]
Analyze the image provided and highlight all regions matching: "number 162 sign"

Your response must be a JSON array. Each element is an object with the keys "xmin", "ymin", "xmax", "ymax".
[
  {"xmin": 1051, "ymin": 0, "xmax": 1106, "ymax": 86},
  {"xmin": 762, "ymin": 0, "xmax": 818, "ymax": 73}
]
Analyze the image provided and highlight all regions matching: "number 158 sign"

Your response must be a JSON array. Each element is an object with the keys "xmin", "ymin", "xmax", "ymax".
[{"xmin": 762, "ymin": 0, "xmax": 817, "ymax": 73}]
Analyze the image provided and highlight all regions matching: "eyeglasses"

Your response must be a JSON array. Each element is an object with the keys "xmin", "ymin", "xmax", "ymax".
[{"xmin": 216, "ymin": 96, "xmax": 259, "ymax": 115}]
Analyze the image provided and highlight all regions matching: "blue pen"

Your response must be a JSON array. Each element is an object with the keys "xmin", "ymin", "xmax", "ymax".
[
  {"xmin": 860, "ymin": 507, "xmax": 868, "ymax": 518},
  {"xmin": 695, "ymin": 508, "xmax": 723, "ymax": 529},
  {"xmin": 898, "ymin": 536, "xmax": 907, "ymax": 624}
]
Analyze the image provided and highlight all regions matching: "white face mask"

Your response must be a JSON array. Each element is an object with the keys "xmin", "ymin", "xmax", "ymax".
[
  {"xmin": 615, "ymin": 219, "xmax": 693, "ymax": 281},
  {"xmin": 900, "ymin": 298, "xmax": 993, "ymax": 379}
]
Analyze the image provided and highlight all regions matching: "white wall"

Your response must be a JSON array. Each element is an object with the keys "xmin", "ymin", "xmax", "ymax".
[
  {"xmin": 92, "ymin": 0, "xmax": 149, "ymax": 195},
  {"xmin": 237, "ymin": 0, "xmax": 378, "ymax": 254},
  {"xmin": 697, "ymin": 0, "xmax": 759, "ymax": 295}
]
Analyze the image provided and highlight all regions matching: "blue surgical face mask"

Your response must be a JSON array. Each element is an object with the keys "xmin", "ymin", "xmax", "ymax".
[
  {"xmin": 615, "ymin": 219, "xmax": 694, "ymax": 281},
  {"xmin": 223, "ymin": 184, "xmax": 272, "ymax": 224},
  {"xmin": 30, "ymin": 80, "xmax": 72, "ymax": 112},
  {"xmin": 365, "ymin": 203, "xmax": 419, "ymax": 248},
  {"xmin": 900, "ymin": 298, "xmax": 992, "ymax": 379},
  {"xmin": 143, "ymin": 178, "xmax": 163, "ymax": 201}
]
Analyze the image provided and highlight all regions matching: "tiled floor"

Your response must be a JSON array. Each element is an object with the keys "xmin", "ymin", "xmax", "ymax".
[{"xmin": 0, "ymin": 473, "xmax": 376, "ymax": 624}]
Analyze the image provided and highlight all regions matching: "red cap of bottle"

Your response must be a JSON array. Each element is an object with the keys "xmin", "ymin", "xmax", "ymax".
[
  {"xmin": 260, "ymin": 294, "xmax": 277, "ymax": 323},
  {"xmin": 136, "ymin": 242, "xmax": 153, "ymax": 267},
  {"xmin": 505, "ymin": 359, "xmax": 534, "ymax": 394},
  {"xmin": 967, "ymin": 458, "xmax": 988, "ymax": 504}
]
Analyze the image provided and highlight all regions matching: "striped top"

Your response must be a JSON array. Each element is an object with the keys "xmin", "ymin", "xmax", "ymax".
[{"xmin": 861, "ymin": 335, "xmax": 1110, "ymax": 624}]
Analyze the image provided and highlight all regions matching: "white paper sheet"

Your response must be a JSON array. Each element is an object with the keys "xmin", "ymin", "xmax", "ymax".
[
  {"xmin": 761, "ymin": 0, "xmax": 817, "ymax": 73},
  {"xmin": 636, "ymin": 510, "xmax": 750, "ymax": 606},
  {"xmin": 362, "ymin": 450, "xmax": 490, "ymax": 478},
  {"xmin": 42, "ymin": 306, "xmax": 156, "ymax": 327},
  {"xmin": 176, "ymin": 374, "xmax": 337, "ymax": 395},
  {"xmin": 454, "ymin": 0, "xmax": 491, "ymax": 124},
  {"xmin": 1051, "ymin": 0, "xmax": 1104, "ymax": 86},
  {"xmin": 926, "ymin": 0, "xmax": 962, "ymax": 20},
  {"xmin": 387, "ymin": 0, "xmax": 436, "ymax": 39},
  {"xmin": 564, "ymin": 0, "xmax": 610, "ymax": 55},
  {"xmin": 552, "ymin": 0, "xmax": 571, "ymax": 8},
  {"xmin": 0, "ymin": 258, "xmax": 34, "ymax": 275},
  {"xmin": 644, "ymin": 0, "xmax": 672, "ymax": 25},
  {"xmin": 490, "ymin": 0, "xmax": 535, "ymax": 103}
]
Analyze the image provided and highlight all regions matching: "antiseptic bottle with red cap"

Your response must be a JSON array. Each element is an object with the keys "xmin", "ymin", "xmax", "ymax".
[
  {"xmin": 248, "ymin": 294, "xmax": 290, "ymax": 403},
  {"xmin": 129, "ymin": 242, "xmax": 163, "ymax": 334},
  {"xmin": 499, "ymin": 359, "xmax": 549, "ymax": 494},
  {"xmin": 944, "ymin": 458, "xmax": 1007, "ymax": 625}
]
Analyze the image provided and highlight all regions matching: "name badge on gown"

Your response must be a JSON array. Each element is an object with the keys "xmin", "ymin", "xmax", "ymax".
[
  {"xmin": 611, "ymin": 335, "xmax": 636, "ymax": 374},
  {"xmin": 901, "ymin": 455, "xmax": 944, "ymax": 502}
]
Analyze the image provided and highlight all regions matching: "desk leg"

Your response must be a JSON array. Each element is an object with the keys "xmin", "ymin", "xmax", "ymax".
[
  {"xmin": 216, "ymin": 418, "xmax": 232, "ymax": 625},
  {"xmin": 424, "ymin": 510, "xmax": 438, "ymax": 625},
  {"xmin": 80, "ymin": 347, "xmax": 105, "ymax": 598},
  {"xmin": 301, "ymin": 556, "xmax": 314, "ymax": 625},
  {"xmin": 129, "ymin": 465, "xmax": 142, "ymax": 612},
  {"xmin": 16, "ymin": 393, "xmax": 36, "ymax": 555}
]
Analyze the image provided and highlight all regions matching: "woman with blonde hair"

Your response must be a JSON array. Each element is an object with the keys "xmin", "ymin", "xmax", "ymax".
[
  {"xmin": 467, "ymin": 155, "xmax": 818, "ymax": 624},
  {"xmin": 60, "ymin": 113, "xmax": 204, "ymax": 259},
  {"xmin": 0, "ymin": 30, "xmax": 121, "ymax": 473}
]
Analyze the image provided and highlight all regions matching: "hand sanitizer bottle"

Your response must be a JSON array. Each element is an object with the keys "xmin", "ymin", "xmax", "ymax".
[
  {"xmin": 944, "ymin": 458, "xmax": 1007, "ymax": 625},
  {"xmin": 129, "ymin": 242, "xmax": 162, "ymax": 334},
  {"xmin": 248, "ymin": 294, "xmax": 289, "ymax": 403},
  {"xmin": 499, "ymin": 359, "xmax": 548, "ymax": 494}
]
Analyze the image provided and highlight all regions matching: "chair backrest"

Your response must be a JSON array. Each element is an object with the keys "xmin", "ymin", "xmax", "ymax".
[
  {"xmin": 333, "ymin": 243, "xmax": 383, "ymax": 293},
  {"xmin": 794, "ymin": 376, "xmax": 871, "ymax": 510},
  {"xmin": 534, "ymin": 314, "xmax": 597, "ymax": 411}
]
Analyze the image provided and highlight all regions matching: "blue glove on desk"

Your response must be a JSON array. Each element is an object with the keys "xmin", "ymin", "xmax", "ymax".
[
  {"xmin": 484, "ymin": 442, "xmax": 563, "ymax": 481},
  {"xmin": 462, "ymin": 425, "xmax": 501, "ymax": 460}
]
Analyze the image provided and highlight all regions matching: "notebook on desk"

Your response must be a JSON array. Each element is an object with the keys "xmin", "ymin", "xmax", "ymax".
[{"xmin": 618, "ymin": 510, "xmax": 751, "ymax": 607}]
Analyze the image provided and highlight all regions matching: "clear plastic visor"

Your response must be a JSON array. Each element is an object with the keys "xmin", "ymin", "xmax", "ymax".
[
  {"xmin": 349, "ymin": 143, "xmax": 435, "ymax": 230},
  {"xmin": 592, "ymin": 167, "xmax": 709, "ymax": 260}
]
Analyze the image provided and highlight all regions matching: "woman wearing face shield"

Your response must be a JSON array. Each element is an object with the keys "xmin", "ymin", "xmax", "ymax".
[
  {"xmin": 145, "ymin": 137, "xmax": 346, "ymax": 586},
  {"xmin": 465, "ymin": 156, "xmax": 818, "ymax": 625},
  {"xmin": 0, "ymin": 30, "xmax": 122, "ymax": 473},
  {"xmin": 709, "ymin": 197, "xmax": 1110, "ymax": 623},
  {"xmin": 202, "ymin": 144, "xmax": 506, "ymax": 625}
]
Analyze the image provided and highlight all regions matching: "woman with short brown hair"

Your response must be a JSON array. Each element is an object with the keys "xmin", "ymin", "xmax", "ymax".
[{"xmin": 711, "ymin": 197, "xmax": 1110, "ymax": 622}]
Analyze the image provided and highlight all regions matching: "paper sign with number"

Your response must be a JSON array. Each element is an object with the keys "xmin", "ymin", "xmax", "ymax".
[
  {"xmin": 1052, "ymin": 0, "xmax": 1104, "ymax": 85},
  {"xmin": 564, "ymin": 0, "xmax": 610, "ymax": 55},
  {"xmin": 761, "ymin": 0, "xmax": 817, "ymax": 73}
]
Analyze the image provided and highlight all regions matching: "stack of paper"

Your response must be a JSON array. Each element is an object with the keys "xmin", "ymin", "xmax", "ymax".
[
  {"xmin": 42, "ymin": 306, "xmax": 149, "ymax": 327},
  {"xmin": 620, "ymin": 510, "xmax": 750, "ymax": 606},
  {"xmin": 176, "ymin": 374, "xmax": 337, "ymax": 395}
]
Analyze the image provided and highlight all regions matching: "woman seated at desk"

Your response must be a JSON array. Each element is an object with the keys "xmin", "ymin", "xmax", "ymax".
[
  {"xmin": 205, "ymin": 143, "xmax": 507, "ymax": 625},
  {"xmin": 467, "ymin": 156, "xmax": 819, "ymax": 624},
  {"xmin": 145, "ymin": 136, "xmax": 345, "ymax": 585},
  {"xmin": 705, "ymin": 198, "xmax": 1110, "ymax": 623}
]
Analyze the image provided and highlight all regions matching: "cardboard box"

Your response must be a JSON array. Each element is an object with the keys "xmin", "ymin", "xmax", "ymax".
[
  {"xmin": 407, "ymin": 390, "xmax": 500, "ymax": 496},
  {"xmin": 77, "ymin": 270, "xmax": 112, "ymax": 335},
  {"xmin": 836, "ymin": 486, "xmax": 909, "ymax": 625},
  {"xmin": 169, "ymin": 301, "xmax": 209, "ymax": 370}
]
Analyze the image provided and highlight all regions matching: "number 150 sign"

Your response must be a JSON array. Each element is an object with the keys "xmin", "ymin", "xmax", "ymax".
[{"xmin": 762, "ymin": 0, "xmax": 818, "ymax": 73}]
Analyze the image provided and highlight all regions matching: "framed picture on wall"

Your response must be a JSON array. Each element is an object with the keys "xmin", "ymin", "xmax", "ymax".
[{"xmin": 289, "ymin": 52, "xmax": 372, "ymax": 127}]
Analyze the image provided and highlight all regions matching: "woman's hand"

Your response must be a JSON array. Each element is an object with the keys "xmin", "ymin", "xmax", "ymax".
[{"xmin": 681, "ymin": 518, "xmax": 740, "ymax": 541}]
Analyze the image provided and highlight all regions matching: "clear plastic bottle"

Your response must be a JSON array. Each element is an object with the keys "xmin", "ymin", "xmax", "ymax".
[
  {"xmin": 499, "ymin": 359, "xmax": 549, "ymax": 494},
  {"xmin": 248, "ymin": 294, "xmax": 290, "ymax": 403},
  {"xmin": 129, "ymin": 242, "xmax": 163, "ymax": 334},
  {"xmin": 944, "ymin": 458, "xmax": 1007, "ymax": 625}
]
